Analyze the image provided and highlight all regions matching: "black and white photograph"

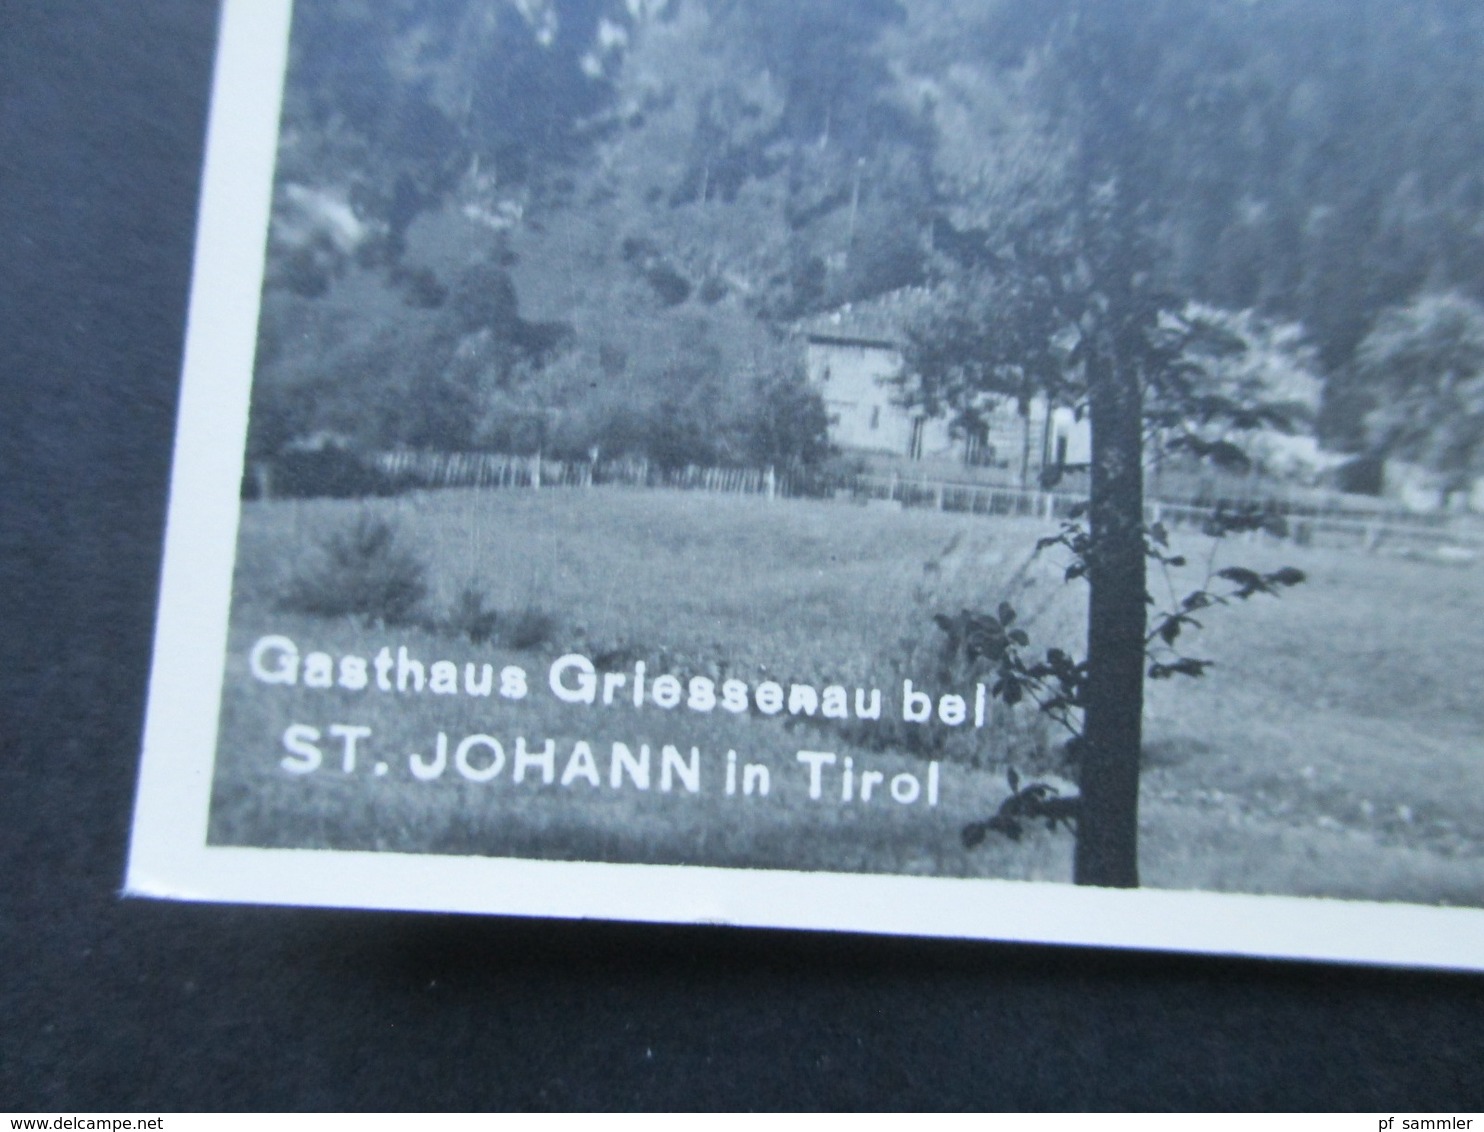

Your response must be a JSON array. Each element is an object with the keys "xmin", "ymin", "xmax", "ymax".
[{"xmin": 130, "ymin": 0, "xmax": 1484, "ymax": 966}]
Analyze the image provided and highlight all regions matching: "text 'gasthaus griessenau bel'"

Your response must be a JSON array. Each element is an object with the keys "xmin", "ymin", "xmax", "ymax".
[{"xmin": 249, "ymin": 635, "xmax": 997, "ymax": 727}]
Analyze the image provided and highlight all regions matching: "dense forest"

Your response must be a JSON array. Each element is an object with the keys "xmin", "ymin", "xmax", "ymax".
[{"xmin": 248, "ymin": 0, "xmax": 1484, "ymax": 481}]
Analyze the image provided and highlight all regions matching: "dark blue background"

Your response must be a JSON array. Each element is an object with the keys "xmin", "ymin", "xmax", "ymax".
[{"xmin": 2, "ymin": 1, "xmax": 1481, "ymax": 1111}]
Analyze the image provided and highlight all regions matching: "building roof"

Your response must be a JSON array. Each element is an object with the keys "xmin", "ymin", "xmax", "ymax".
[{"xmin": 795, "ymin": 286, "xmax": 939, "ymax": 350}]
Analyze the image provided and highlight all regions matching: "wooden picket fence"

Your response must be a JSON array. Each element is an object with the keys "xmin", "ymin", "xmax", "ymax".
[
  {"xmin": 367, "ymin": 450, "xmax": 1480, "ymax": 558},
  {"xmin": 375, "ymin": 450, "xmax": 782, "ymax": 498}
]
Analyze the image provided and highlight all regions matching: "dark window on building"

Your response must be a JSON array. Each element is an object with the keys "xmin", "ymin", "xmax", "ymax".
[{"xmin": 964, "ymin": 424, "xmax": 992, "ymax": 467}]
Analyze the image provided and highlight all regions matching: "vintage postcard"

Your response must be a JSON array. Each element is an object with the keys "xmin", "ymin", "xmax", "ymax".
[{"xmin": 129, "ymin": 0, "xmax": 1484, "ymax": 968}]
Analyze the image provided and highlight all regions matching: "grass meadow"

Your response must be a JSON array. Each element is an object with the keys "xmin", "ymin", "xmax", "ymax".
[{"xmin": 208, "ymin": 486, "xmax": 1484, "ymax": 905}]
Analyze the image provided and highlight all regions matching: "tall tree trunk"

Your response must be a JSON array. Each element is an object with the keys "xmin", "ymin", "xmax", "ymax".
[
  {"xmin": 1075, "ymin": 326, "xmax": 1146, "ymax": 888},
  {"xmin": 1068, "ymin": 0, "xmax": 1150, "ymax": 889}
]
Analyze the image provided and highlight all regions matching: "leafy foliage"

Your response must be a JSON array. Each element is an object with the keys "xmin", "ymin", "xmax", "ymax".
[
  {"xmin": 254, "ymin": 1, "xmax": 1484, "ymax": 476},
  {"xmin": 257, "ymin": 446, "xmax": 400, "ymax": 500},
  {"xmin": 962, "ymin": 767, "xmax": 1080, "ymax": 845},
  {"xmin": 1145, "ymin": 303, "xmax": 1323, "ymax": 473},
  {"xmin": 957, "ymin": 509, "xmax": 1305, "ymax": 849},
  {"xmin": 1357, "ymin": 292, "xmax": 1484, "ymax": 491},
  {"xmin": 899, "ymin": 268, "xmax": 1080, "ymax": 484}
]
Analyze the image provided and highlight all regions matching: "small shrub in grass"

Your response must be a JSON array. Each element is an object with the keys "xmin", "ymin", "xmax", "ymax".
[
  {"xmin": 821, "ymin": 627, "xmax": 1057, "ymax": 771},
  {"xmin": 501, "ymin": 605, "xmax": 559, "ymax": 652},
  {"xmin": 282, "ymin": 513, "xmax": 428, "ymax": 626},
  {"xmin": 444, "ymin": 586, "xmax": 500, "ymax": 645}
]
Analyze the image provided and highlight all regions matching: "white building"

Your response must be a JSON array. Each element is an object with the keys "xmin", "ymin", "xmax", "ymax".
[{"xmin": 800, "ymin": 291, "xmax": 1089, "ymax": 479}]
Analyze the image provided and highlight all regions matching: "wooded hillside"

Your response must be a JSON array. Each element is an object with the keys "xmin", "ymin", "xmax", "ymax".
[{"xmin": 248, "ymin": 0, "xmax": 1484, "ymax": 474}]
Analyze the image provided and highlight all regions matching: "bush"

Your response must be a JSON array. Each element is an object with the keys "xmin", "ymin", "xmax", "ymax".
[
  {"xmin": 822, "ymin": 610, "xmax": 1058, "ymax": 771},
  {"xmin": 270, "ymin": 447, "xmax": 398, "ymax": 500},
  {"xmin": 501, "ymin": 605, "xmax": 559, "ymax": 652},
  {"xmin": 282, "ymin": 513, "xmax": 428, "ymax": 626},
  {"xmin": 787, "ymin": 452, "xmax": 868, "ymax": 498},
  {"xmin": 430, "ymin": 587, "xmax": 559, "ymax": 651},
  {"xmin": 443, "ymin": 586, "xmax": 500, "ymax": 645}
]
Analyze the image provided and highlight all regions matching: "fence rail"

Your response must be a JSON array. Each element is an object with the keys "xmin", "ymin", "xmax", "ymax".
[{"xmin": 359, "ymin": 450, "xmax": 1481, "ymax": 556}]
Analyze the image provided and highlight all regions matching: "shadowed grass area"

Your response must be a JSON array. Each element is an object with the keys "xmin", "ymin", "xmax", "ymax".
[{"xmin": 210, "ymin": 487, "xmax": 1484, "ymax": 905}]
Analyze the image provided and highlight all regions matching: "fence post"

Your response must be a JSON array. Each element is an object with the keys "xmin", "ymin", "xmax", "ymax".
[
  {"xmin": 531, "ymin": 451, "xmax": 542, "ymax": 490},
  {"xmin": 766, "ymin": 465, "xmax": 776, "ymax": 500}
]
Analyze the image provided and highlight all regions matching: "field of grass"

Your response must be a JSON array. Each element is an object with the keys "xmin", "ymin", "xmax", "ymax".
[{"xmin": 209, "ymin": 486, "xmax": 1484, "ymax": 905}]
